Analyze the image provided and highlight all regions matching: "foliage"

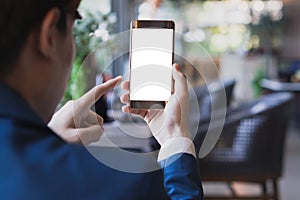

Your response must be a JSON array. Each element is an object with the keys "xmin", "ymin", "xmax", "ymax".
[
  {"xmin": 73, "ymin": 10, "xmax": 116, "ymax": 61},
  {"xmin": 60, "ymin": 10, "xmax": 116, "ymax": 105},
  {"xmin": 252, "ymin": 67, "xmax": 265, "ymax": 98},
  {"xmin": 247, "ymin": 12, "xmax": 284, "ymax": 50}
]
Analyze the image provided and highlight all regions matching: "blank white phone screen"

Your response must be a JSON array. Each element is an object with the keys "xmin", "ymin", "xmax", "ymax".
[{"xmin": 130, "ymin": 28, "xmax": 173, "ymax": 101}]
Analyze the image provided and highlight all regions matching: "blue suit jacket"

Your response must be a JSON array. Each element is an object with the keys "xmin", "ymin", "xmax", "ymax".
[{"xmin": 0, "ymin": 82, "xmax": 203, "ymax": 200}]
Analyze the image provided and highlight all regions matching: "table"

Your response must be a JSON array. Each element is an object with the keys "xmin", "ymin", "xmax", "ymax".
[
  {"xmin": 260, "ymin": 79, "xmax": 300, "ymax": 126},
  {"xmin": 260, "ymin": 79, "xmax": 300, "ymax": 92},
  {"xmin": 89, "ymin": 121, "xmax": 153, "ymax": 152}
]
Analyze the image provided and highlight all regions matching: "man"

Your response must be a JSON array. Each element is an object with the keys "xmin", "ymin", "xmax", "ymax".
[{"xmin": 0, "ymin": 0, "xmax": 203, "ymax": 199}]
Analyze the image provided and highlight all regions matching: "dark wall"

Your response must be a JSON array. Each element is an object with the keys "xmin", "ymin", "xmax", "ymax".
[{"xmin": 281, "ymin": 0, "xmax": 300, "ymax": 60}]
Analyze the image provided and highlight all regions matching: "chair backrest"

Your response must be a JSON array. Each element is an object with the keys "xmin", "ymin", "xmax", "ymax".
[
  {"xmin": 195, "ymin": 92, "xmax": 293, "ymax": 178},
  {"xmin": 189, "ymin": 79, "xmax": 236, "ymax": 125},
  {"xmin": 189, "ymin": 79, "xmax": 236, "ymax": 151}
]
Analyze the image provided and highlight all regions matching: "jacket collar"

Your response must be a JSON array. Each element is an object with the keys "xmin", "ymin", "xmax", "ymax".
[{"xmin": 0, "ymin": 82, "xmax": 45, "ymax": 126}]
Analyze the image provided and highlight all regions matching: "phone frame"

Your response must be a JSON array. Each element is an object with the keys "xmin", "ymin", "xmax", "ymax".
[{"xmin": 129, "ymin": 20, "xmax": 175, "ymax": 110}]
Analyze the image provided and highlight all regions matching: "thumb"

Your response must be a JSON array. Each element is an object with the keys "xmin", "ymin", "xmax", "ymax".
[{"xmin": 172, "ymin": 63, "xmax": 188, "ymax": 97}]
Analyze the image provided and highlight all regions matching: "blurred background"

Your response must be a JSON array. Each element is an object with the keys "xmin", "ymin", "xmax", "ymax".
[{"xmin": 65, "ymin": 0, "xmax": 300, "ymax": 199}]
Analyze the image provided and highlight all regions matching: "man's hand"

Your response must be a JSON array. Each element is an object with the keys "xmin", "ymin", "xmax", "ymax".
[
  {"xmin": 120, "ymin": 64, "xmax": 190, "ymax": 146},
  {"xmin": 48, "ymin": 76, "xmax": 122, "ymax": 145}
]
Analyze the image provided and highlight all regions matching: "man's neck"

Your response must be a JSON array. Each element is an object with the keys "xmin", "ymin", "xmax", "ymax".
[{"xmin": 1, "ymin": 67, "xmax": 56, "ymax": 123}]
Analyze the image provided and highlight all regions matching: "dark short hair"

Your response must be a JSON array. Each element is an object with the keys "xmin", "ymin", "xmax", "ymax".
[{"xmin": 0, "ymin": 0, "xmax": 74, "ymax": 74}]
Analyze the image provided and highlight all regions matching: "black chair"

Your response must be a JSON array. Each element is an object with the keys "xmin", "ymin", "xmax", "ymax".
[
  {"xmin": 189, "ymin": 79, "xmax": 236, "ymax": 131},
  {"xmin": 153, "ymin": 79, "xmax": 236, "ymax": 151},
  {"xmin": 194, "ymin": 92, "xmax": 294, "ymax": 200},
  {"xmin": 192, "ymin": 79, "xmax": 236, "ymax": 120}
]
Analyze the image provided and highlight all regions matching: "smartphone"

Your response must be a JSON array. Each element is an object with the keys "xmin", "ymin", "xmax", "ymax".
[{"xmin": 129, "ymin": 20, "xmax": 175, "ymax": 109}]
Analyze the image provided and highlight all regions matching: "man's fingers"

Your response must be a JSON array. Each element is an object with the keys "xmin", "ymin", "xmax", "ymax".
[
  {"xmin": 78, "ymin": 125, "xmax": 103, "ymax": 145},
  {"xmin": 172, "ymin": 64, "xmax": 188, "ymax": 97},
  {"xmin": 86, "ymin": 110, "xmax": 104, "ymax": 127},
  {"xmin": 120, "ymin": 94, "xmax": 129, "ymax": 104},
  {"xmin": 122, "ymin": 105, "xmax": 130, "ymax": 113},
  {"xmin": 78, "ymin": 76, "xmax": 122, "ymax": 107},
  {"xmin": 122, "ymin": 105, "xmax": 148, "ymax": 118},
  {"xmin": 121, "ymin": 81, "xmax": 129, "ymax": 91}
]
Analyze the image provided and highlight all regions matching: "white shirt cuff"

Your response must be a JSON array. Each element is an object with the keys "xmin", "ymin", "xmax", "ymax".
[{"xmin": 157, "ymin": 137, "xmax": 196, "ymax": 162}]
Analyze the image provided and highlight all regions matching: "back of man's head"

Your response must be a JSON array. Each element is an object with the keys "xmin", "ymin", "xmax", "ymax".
[{"xmin": 0, "ymin": 0, "xmax": 74, "ymax": 75}]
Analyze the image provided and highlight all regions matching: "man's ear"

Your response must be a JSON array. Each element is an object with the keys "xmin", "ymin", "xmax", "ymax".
[{"xmin": 38, "ymin": 8, "xmax": 61, "ymax": 59}]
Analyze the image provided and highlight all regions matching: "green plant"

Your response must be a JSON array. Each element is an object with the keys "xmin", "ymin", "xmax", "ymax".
[
  {"xmin": 60, "ymin": 10, "xmax": 116, "ymax": 106},
  {"xmin": 252, "ymin": 67, "xmax": 265, "ymax": 98}
]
